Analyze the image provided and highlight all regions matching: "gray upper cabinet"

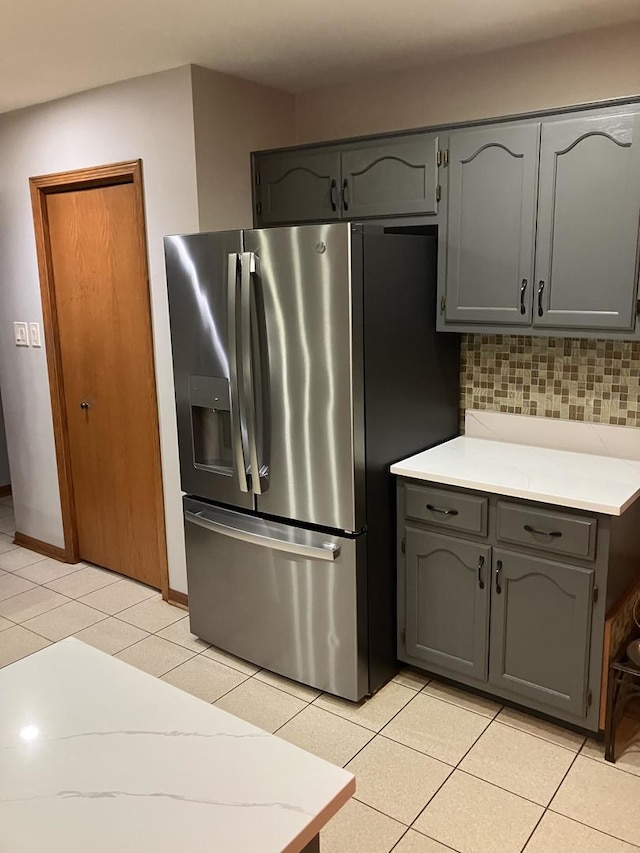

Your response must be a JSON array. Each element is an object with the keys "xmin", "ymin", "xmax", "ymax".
[
  {"xmin": 534, "ymin": 112, "xmax": 640, "ymax": 331},
  {"xmin": 340, "ymin": 135, "xmax": 440, "ymax": 218},
  {"xmin": 254, "ymin": 133, "xmax": 440, "ymax": 225},
  {"xmin": 404, "ymin": 527, "xmax": 490, "ymax": 681},
  {"xmin": 444, "ymin": 124, "xmax": 540, "ymax": 325},
  {"xmin": 255, "ymin": 149, "xmax": 341, "ymax": 225},
  {"xmin": 488, "ymin": 549, "xmax": 594, "ymax": 717}
]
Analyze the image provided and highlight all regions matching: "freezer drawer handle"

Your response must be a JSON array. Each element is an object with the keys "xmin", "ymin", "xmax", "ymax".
[{"xmin": 185, "ymin": 510, "xmax": 341, "ymax": 561}]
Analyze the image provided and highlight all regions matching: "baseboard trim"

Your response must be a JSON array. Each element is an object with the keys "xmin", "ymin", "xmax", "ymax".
[
  {"xmin": 14, "ymin": 531, "xmax": 76, "ymax": 564},
  {"xmin": 0, "ymin": 484, "xmax": 11, "ymax": 498},
  {"xmin": 168, "ymin": 588, "xmax": 188, "ymax": 610}
]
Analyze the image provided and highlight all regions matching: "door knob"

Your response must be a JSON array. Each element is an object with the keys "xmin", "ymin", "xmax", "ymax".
[{"xmin": 80, "ymin": 401, "xmax": 90, "ymax": 410}]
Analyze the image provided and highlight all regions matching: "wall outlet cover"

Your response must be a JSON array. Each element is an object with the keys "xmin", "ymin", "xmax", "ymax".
[{"xmin": 13, "ymin": 322, "xmax": 29, "ymax": 346}]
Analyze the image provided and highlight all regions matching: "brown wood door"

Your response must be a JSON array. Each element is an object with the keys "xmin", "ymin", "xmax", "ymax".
[{"xmin": 43, "ymin": 177, "xmax": 166, "ymax": 589}]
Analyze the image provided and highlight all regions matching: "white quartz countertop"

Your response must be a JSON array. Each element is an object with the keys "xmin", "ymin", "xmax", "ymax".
[
  {"xmin": 0, "ymin": 639, "xmax": 354, "ymax": 853},
  {"xmin": 391, "ymin": 435, "xmax": 640, "ymax": 515}
]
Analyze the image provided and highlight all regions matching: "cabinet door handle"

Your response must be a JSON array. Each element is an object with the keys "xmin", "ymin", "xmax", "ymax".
[
  {"xmin": 537, "ymin": 280, "xmax": 545, "ymax": 317},
  {"xmin": 523, "ymin": 524, "xmax": 562, "ymax": 538},
  {"xmin": 342, "ymin": 178, "xmax": 349, "ymax": 211},
  {"xmin": 477, "ymin": 555, "xmax": 485, "ymax": 589},
  {"xmin": 520, "ymin": 279, "xmax": 528, "ymax": 315},
  {"xmin": 329, "ymin": 179, "xmax": 337, "ymax": 212},
  {"xmin": 495, "ymin": 559, "xmax": 502, "ymax": 595},
  {"xmin": 426, "ymin": 504, "xmax": 459, "ymax": 516}
]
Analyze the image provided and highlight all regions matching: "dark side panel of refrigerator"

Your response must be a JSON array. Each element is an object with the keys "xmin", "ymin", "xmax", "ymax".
[{"xmin": 359, "ymin": 228, "xmax": 460, "ymax": 692}]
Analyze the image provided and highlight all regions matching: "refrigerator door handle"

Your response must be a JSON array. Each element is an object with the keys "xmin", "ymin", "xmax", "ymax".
[
  {"xmin": 227, "ymin": 252, "xmax": 249, "ymax": 493},
  {"xmin": 185, "ymin": 510, "xmax": 341, "ymax": 561},
  {"xmin": 241, "ymin": 251, "xmax": 263, "ymax": 495}
]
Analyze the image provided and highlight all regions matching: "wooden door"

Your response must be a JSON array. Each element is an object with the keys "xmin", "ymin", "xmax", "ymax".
[
  {"xmin": 403, "ymin": 527, "xmax": 490, "ymax": 681},
  {"xmin": 254, "ymin": 149, "xmax": 341, "ymax": 225},
  {"xmin": 32, "ymin": 163, "xmax": 167, "ymax": 590},
  {"xmin": 444, "ymin": 124, "xmax": 540, "ymax": 325},
  {"xmin": 489, "ymin": 549, "xmax": 594, "ymax": 718},
  {"xmin": 534, "ymin": 111, "xmax": 640, "ymax": 331},
  {"xmin": 340, "ymin": 134, "xmax": 440, "ymax": 218}
]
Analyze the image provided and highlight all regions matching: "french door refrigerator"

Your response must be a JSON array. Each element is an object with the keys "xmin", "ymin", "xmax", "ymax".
[{"xmin": 165, "ymin": 223, "xmax": 459, "ymax": 701}]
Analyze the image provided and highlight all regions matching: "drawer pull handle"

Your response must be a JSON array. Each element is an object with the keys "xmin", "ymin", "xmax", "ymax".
[
  {"xmin": 426, "ymin": 504, "xmax": 459, "ymax": 516},
  {"xmin": 523, "ymin": 524, "xmax": 562, "ymax": 538},
  {"xmin": 495, "ymin": 559, "xmax": 502, "ymax": 595},
  {"xmin": 477, "ymin": 555, "xmax": 485, "ymax": 589}
]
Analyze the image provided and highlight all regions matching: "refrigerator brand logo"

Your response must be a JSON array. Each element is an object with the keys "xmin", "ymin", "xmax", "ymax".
[{"xmin": 315, "ymin": 242, "xmax": 327, "ymax": 254}]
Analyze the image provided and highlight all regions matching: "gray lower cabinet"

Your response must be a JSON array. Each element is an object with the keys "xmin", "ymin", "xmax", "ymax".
[
  {"xmin": 405, "ymin": 528, "xmax": 490, "ymax": 680},
  {"xmin": 488, "ymin": 549, "xmax": 594, "ymax": 717},
  {"xmin": 397, "ymin": 481, "xmax": 640, "ymax": 730},
  {"xmin": 255, "ymin": 149, "xmax": 341, "ymax": 225},
  {"xmin": 534, "ymin": 111, "xmax": 640, "ymax": 331},
  {"xmin": 340, "ymin": 135, "xmax": 440, "ymax": 218},
  {"xmin": 444, "ymin": 124, "xmax": 540, "ymax": 325}
]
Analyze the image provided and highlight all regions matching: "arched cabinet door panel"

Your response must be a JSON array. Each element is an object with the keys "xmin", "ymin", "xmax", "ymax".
[
  {"xmin": 488, "ymin": 548, "xmax": 594, "ymax": 718},
  {"xmin": 444, "ymin": 124, "xmax": 540, "ymax": 326},
  {"xmin": 340, "ymin": 135, "xmax": 440, "ymax": 218},
  {"xmin": 255, "ymin": 149, "xmax": 341, "ymax": 225},
  {"xmin": 404, "ymin": 527, "xmax": 490, "ymax": 681},
  {"xmin": 534, "ymin": 112, "xmax": 640, "ymax": 331}
]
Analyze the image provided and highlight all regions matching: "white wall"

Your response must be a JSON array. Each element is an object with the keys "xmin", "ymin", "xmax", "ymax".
[
  {"xmin": 191, "ymin": 65, "xmax": 295, "ymax": 230},
  {"xmin": 0, "ymin": 66, "xmax": 199, "ymax": 592},
  {"xmin": 295, "ymin": 22, "xmax": 640, "ymax": 143},
  {"xmin": 0, "ymin": 393, "xmax": 10, "ymax": 487}
]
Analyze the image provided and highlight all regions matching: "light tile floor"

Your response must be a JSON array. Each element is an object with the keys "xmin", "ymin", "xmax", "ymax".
[{"xmin": 1, "ymin": 496, "xmax": 640, "ymax": 852}]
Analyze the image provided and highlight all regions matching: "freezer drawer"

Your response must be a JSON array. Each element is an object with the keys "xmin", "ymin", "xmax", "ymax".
[{"xmin": 184, "ymin": 498, "xmax": 369, "ymax": 701}]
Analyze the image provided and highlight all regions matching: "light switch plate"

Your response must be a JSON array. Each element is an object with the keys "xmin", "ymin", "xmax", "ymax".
[
  {"xmin": 14, "ymin": 322, "xmax": 29, "ymax": 347},
  {"xmin": 29, "ymin": 322, "xmax": 42, "ymax": 347}
]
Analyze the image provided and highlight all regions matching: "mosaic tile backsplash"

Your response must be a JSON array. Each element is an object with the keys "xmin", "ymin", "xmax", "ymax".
[{"xmin": 461, "ymin": 335, "xmax": 640, "ymax": 428}]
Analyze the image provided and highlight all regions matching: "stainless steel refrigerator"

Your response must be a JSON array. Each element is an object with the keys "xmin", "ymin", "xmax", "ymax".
[{"xmin": 165, "ymin": 222, "xmax": 459, "ymax": 701}]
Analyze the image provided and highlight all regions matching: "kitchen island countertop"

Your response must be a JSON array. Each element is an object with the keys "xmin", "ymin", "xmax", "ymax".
[{"xmin": 0, "ymin": 638, "xmax": 353, "ymax": 853}]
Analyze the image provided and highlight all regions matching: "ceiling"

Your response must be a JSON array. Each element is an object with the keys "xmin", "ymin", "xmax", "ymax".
[{"xmin": 2, "ymin": 0, "xmax": 640, "ymax": 114}]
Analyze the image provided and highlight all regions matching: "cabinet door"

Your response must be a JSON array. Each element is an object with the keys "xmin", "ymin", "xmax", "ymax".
[
  {"xmin": 340, "ymin": 134, "xmax": 439, "ymax": 218},
  {"xmin": 534, "ymin": 112, "xmax": 640, "ymax": 330},
  {"xmin": 404, "ymin": 527, "xmax": 490, "ymax": 680},
  {"xmin": 444, "ymin": 124, "xmax": 540, "ymax": 325},
  {"xmin": 255, "ymin": 149, "xmax": 341, "ymax": 225},
  {"xmin": 489, "ymin": 549, "xmax": 594, "ymax": 717}
]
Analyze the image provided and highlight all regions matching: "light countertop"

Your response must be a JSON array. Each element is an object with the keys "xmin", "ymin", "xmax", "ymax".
[
  {"xmin": 0, "ymin": 638, "xmax": 354, "ymax": 853},
  {"xmin": 391, "ymin": 435, "xmax": 640, "ymax": 515}
]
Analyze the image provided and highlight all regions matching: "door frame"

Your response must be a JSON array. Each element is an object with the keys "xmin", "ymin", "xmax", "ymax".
[{"xmin": 29, "ymin": 160, "xmax": 169, "ymax": 597}]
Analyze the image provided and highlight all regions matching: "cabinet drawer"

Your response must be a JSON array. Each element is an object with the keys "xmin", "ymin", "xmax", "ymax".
[
  {"xmin": 406, "ymin": 484, "xmax": 488, "ymax": 535},
  {"xmin": 496, "ymin": 502, "xmax": 597, "ymax": 560}
]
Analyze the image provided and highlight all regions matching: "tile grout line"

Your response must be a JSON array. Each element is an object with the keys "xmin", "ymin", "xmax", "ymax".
[
  {"xmin": 520, "ymin": 742, "xmax": 583, "ymax": 853},
  {"xmin": 22, "ymin": 612, "xmax": 114, "ymax": 645},
  {"xmin": 376, "ymin": 731, "xmax": 456, "ymax": 767},
  {"xmin": 578, "ymin": 747, "xmax": 640, "ymax": 781},
  {"xmin": 0, "ymin": 589, "xmax": 78, "ymax": 624},
  {"xmin": 547, "ymin": 807, "xmax": 640, "ymax": 849},
  {"xmin": 418, "ymin": 684, "xmax": 503, "ymax": 722},
  {"xmin": 308, "ymin": 677, "xmax": 427, "ymax": 738},
  {"xmin": 491, "ymin": 716, "xmax": 587, "ymax": 754}
]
